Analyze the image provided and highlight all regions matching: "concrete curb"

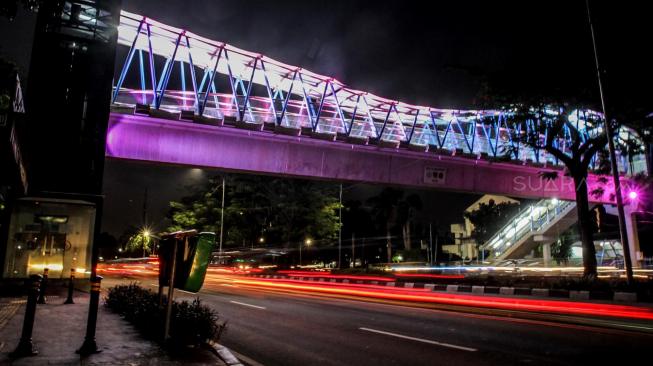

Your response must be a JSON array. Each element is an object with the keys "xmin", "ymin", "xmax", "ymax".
[
  {"xmin": 208, "ymin": 340, "xmax": 244, "ymax": 366},
  {"xmin": 251, "ymin": 274, "xmax": 644, "ymax": 303}
]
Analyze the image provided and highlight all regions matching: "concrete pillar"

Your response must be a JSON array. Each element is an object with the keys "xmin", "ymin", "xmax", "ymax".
[
  {"xmin": 542, "ymin": 242, "xmax": 551, "ymax": 267},
  {"xmin": 605, "ymin": 204, "xmax": 641, "ymax": 268},
  {"xmin": 624, "ymin": 206, "xmax": 642, "ymax": 267}
]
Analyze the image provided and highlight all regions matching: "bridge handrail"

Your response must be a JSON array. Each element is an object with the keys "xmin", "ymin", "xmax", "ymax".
[{"xmin": 482, "ymin": 199, "xmax": 575, "ymax": 258}]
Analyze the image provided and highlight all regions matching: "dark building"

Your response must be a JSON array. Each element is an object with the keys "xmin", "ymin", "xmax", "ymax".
[
  {"xmin": 1, "ymin": 1, "xmax": 121, "ymax": 279},
  {"xmin": 26, "ymin": 0, "xmax": 121, "ymax": 194}
]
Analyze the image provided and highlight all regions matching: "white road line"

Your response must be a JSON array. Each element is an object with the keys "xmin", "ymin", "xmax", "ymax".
[
  {"xmin": 359, "ymin": 327, "xmax": 477, "ymax": 352},
  {"xmin": 230, "ymin": 300, "xmax": 266, "ymax": 310},
  {"xmin": 148, "ymin": 283, "xmax": 195, "ymax": 295}
]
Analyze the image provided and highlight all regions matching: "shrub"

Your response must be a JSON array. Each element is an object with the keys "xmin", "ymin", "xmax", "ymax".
[{"xmin": 105, "ymin": 284, "xmax": 226, "ymax": 348}]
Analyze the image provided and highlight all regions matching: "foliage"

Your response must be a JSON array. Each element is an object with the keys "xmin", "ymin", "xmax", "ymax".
[
  {"xmin": 126, "ymin": 232, "xmax": 153, "ymax": 256},
  {"xmin": 105, "ymin": 284, "xmax": 225, "ymax": 347},
  {"xmin": 463, "ymin": 199, "xmax": 520, "ymax": 246},
  {"xmin": 502, "ymin": 104, "xmax": 611, "ymax": 278},
  {"xmin": 551, "ymin": 227, "xmax": 577, "ymax": 264},
  {"xmin": 167, "ymin": 175, "xmax": 341, "ymax": 249},
  {"xmin": 367, "ymin": 188, "xmax": 422, "ymax": 252}
]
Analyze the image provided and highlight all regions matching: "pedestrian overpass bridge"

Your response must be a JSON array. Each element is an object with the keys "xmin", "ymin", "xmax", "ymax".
[{"xmin": 107, "ymin": 10, "xmax": 647, "ymax": 204}]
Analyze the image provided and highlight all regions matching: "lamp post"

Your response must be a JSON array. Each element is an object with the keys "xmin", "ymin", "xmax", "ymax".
[
  {"xmin": 300, "ymin": 238, "xmax": 312, "ymax": 266},
  {"xmin": 219, "ymin": 177, "xmax": 226, "ymax": 263},
  {"xmin": 142, "ymin": 229, "xmax": 150, "ymax": 258},
  {"xmin": 586, "ymin": 0, "xmax": 634, "ymax": 283},
  {"xmin": 338, "ymin": 184, "xmax": 342, "ymax": 269}
]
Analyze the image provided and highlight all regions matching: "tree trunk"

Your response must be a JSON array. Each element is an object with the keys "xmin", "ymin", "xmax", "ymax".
[
  {"xmin": 402, "ymin": 223, "xmax": 412, "ymax": 250},
  {"xmin": 645, "ymin": 142, "xmax": 652, "ymax": 175},
  {"xmin": 574, "ymin": 175, "xmax": 598, "ymax": 278}
]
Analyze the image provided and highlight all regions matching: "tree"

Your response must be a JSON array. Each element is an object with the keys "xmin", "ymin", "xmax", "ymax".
[
  {"xmin": 367, "ymin": 188, "xmax": 422, "ymax": 262},
  {"xmin": 167, "ymin": 175, "xmax": 225, "ymax": 234},
  {"xmin": 167, "ymin": 175, "xmax": 341, "ymax": 251},
  {"xmin": 367, "ymin": 188, "xmax": 401, "ymax": 263},
  {"xmin": 464, "ymin": 199, "xmax": 521, "ymax": 250},
  {"xmin": 506, "ymin": 104, "xmax": 609, "ymax": 278},
  {"xmin": 126, "ymin": 231, "xmax": 153, "ymax": 257},
  {"xmin": 396, "ymin": 194, "xmax": 422, "ymax": 251},
  {"xmin": 552, "ymin": 227, "xmax": 577, "ymax": 265}
]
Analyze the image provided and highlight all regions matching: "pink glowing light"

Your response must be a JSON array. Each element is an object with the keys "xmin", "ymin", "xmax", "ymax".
[{"xmin": 628, "ymin": 191, "xmax": 638, "ymax": 200}]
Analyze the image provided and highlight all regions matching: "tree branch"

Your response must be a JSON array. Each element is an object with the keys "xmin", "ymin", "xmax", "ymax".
[
  {"xmin": 545, "ymin": 143, "xmax": 573, "ymax": 167},
  {"xmin": 581, "ymin": 134, "xmax": 608, "ymax": 169}
]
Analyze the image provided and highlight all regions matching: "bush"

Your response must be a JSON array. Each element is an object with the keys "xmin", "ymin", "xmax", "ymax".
[{"xmin": 105, "ymin": 284, "xmax": 226, "ymax": 348}]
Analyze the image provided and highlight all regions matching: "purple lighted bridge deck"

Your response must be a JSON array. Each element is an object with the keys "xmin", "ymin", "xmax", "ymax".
[{"xmin": 106, "ymin": 112, "xmax": 619, "ymax": 203}]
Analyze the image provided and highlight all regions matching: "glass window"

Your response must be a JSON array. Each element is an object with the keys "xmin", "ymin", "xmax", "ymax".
[{"xmin": 3, "ymin": 198, "xmax": 96, "ymax": 279}]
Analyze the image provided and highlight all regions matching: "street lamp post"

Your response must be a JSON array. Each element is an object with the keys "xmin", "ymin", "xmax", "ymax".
[
  {"xmin": 338, "ymin": 184, "xmax": 342, "ymax": 269},
  {"xmin": 586, "ymin": 0, "xmax": 634, "ymax": 283},
  {"xmin": 142, "ymin": 229, "xmax": 150, "ymax": 258},
  {"xmin": 219, "ymin": 177, "xmax": 226, "ymax": 264},
  {"xmin": 300, "ymin": 238, "xmax": 312, "ymax": 266}
]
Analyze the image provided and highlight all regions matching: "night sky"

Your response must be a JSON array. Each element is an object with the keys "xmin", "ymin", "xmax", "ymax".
[{"xmin": 1, "ymin": 1, "xmax": 650, "ymax": 238}]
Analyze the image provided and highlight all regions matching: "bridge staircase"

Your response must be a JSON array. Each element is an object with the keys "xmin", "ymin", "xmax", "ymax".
[{"xmin": 482, "ymin": 199, "xmax": 577, "ymax": 261}]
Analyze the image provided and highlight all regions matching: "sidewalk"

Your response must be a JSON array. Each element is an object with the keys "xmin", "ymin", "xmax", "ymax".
[{"xmin": 0, "ymin": 292, "xmax": 225, "ymax": 365}]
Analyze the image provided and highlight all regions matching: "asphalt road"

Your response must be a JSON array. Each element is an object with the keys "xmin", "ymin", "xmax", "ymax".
[{"xmin": 104, "ymin": 275, "xmax": 653, "ymax": 366}]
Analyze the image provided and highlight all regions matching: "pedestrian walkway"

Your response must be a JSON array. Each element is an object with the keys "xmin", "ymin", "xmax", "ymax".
[
  {"xmin": 0, "ymin": 292, "xmax": 225, "ymax": 365},
  {"xmin": 0, "ymin": 299, "xmax": 24, "ymax": 331}
]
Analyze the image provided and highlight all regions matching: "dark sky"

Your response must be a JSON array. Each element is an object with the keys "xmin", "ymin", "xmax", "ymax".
[
  {"xmin": 120, "ymin": 0, "xmax": 652, "ymax": 111},
  {"xmin": 2, "ymin": 1, "xmax": 651, "ymax": 238}
]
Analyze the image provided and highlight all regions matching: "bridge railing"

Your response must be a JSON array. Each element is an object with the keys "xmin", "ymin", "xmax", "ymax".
[
  {"xmin": 111, "ymin": 10, "xmax": 647, "ymax": 176},
  {"xmin": 482, "ymin": 198, "xmax": 576, "ymax": 259}
]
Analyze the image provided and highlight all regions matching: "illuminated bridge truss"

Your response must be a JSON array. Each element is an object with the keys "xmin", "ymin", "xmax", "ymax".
[{"xmin": 112, "ymin": 11, "xmax": 647, "ymax": 175}]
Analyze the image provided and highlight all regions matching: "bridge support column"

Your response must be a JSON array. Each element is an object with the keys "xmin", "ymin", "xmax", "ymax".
[
  {"xmin": 624, "ymin": 206, "xmax": 641, "ymax": 268},
  {"xmin": 542, "ymin": 242, "xmax": 552, "ymax": 267},
  {"xmin": 605, "ymin": 204, "xmax": 641, "ymax": 268}
]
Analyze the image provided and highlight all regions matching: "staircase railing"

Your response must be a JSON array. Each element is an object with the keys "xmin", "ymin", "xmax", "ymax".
[{"xmin": 482, "ymin": 198, "xmax": 575, "ymax": 259}]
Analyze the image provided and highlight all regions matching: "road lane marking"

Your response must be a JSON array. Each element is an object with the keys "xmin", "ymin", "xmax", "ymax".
[
  {"xmin": 359, "ymin": 327, "xmax": 477, "ymax": 352},
  {"xmin": 230, "ymin": 300, "xmax": 266, "ymax": 310}
]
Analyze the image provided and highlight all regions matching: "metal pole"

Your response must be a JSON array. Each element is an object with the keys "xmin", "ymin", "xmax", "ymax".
[
  {"xmin": 164, "ymin": 238, "xmax": 179, "ymax": 342},
  {"xmin": 37, "ymin": 268, "xmax": 48, "ymax": 304},
  {"xmin": 11, "ymin": 275, "xmax": 42, "ymax": 358},
  {"xmin": 429, "ymin": 223, "xmax": 433, "ymax": 266},
  {"xmin": 219, "ymin": 177, "xmax": 225, "ymax": 264},
  {"xmin": 77, "ymin": 276, "xmax": 102, "ymax": 355},
  {"xmin": 299, "ymin": 243, "xmax": 302, "ymax": 266},
  {"xmin": 586, "ymin": 0, "xmax": 633, "ymax": 283},
  {"xmin": 435, "ymin": 229, "xmax": 439, "ymax": 264},
  {"xmin": 338, "ymin": 183, "xmax": 342, "ymax": 269},
  {"xmin": 352, "ymin": 233, "xmax": 355, "ymax": 268},
  {"xmin": 64, "ymin": 269, "xmax": 75, "ymax": 304}
]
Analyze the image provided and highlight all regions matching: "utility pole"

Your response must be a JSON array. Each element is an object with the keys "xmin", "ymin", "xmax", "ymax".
[
  {"xmin": 338, "ymin": 183, "xmax": 342, "ymax": 269},
  {"xmin": 429, "ymin": 223, "xmax": 433, "ymax": 266},
  {"xmin": 351, "ymin": 232, "xmax": 355, "ymax": 268},
  {"xmin": 142, "ymin": 187, "xmax": 149, "ymax": 258},
  {"xmin": 142, "ymin": 187, "xmax": 148, "ymax": 226},
  {"xmin": 586, "ymin": 0, "xmax": 634, "ymax": 283},
  {"xmin": 219, "ymin": 177, "xmax": 226, "ymax": 264}
]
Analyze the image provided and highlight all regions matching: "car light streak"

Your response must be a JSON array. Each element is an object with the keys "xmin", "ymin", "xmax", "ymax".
[
  {"xmin": 395, "ymin": 273, "xmax": 465, "ymax": 279},
  {"xmin": 230, "ymin": 277, "xmax": 653, "ymax": 321},
  {"xmin": 96, "ymin": 261, "xmax": 653, "ymax": 321}
]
